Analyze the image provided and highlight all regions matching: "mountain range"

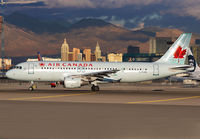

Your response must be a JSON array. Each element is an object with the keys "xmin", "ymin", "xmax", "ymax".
[{"xmin": 1, "ymin": 13, "xmax": 199, "ymax": 58}]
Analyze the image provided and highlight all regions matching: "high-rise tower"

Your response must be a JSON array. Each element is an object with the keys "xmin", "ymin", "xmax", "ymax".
[
  {"xmin": 95, "ymin": 41, "xmax": 101, "ymax": 61},
  {"xmin": 83, "ymin": 49, "xmax": 91, "ymax": 62},
  {"xmin": 73, "ymin": 48, "xmax": 80, "ymax": 61},
  {"xmin": 61, "ymin": 38, "xmax": 69, "ymax": 61}
]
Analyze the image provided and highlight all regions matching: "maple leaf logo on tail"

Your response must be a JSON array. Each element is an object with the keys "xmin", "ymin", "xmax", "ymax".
[
  {"xmin": 173, "ymin": 46, "xmax": 187, "ymax": 63},
  {"xmin": 155, "ymin": 33, "xmax": 191, "ymax": 65},
  {"xmin": 174, "ymin": 46, "xmax": 187, "ymax": 59}
]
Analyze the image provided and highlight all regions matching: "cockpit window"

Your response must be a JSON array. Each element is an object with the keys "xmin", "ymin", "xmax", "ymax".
[{"xmin": 12, "ymin": 66, "xmax": 22, "ymax": 69}]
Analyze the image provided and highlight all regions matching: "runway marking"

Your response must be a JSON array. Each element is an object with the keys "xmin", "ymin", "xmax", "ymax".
[
  {"xmin": 127, "ymin": 96, "xmax": 200, "ymax": 104},
  {"xmin": 8, "ymin": 92, "xmax": 95, "ymax": 101}
]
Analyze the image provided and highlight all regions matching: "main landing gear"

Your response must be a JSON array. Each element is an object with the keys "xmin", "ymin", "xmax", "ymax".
[
  {"xmin": 91, "ymin": 85, "xmax": 100, "ymax": 92},
  {"xmin": 28, "ymin": 81, "xmax": 37, "ymax": 91}
]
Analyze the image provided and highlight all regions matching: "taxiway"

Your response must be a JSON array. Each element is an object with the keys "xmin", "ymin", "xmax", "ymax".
[{"xmin": 0, "ymin": 83, "xmax": 200, "ymax": 139}]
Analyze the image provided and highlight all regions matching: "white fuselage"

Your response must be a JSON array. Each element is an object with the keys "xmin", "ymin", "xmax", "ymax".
[{"xmin": 6, "ymin": 61, "xmax": 187, "ymax": 83}]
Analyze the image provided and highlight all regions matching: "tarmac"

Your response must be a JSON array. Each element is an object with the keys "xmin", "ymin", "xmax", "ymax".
[{"xmin": 0, "ymin": 83, "xmax": 200, "ymax": 139}]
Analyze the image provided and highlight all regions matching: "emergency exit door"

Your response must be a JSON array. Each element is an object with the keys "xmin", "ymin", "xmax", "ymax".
[
  {"xmin": 153, "ymin": 64, "xmax": 159, "ymax": 76},
  {"xmin": 28, "ymin": 63, "xmax": 34, "ymax": 74}
]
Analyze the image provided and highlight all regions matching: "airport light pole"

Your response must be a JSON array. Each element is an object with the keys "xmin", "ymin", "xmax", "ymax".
[
  {"xmin": 0, "ymin": 0, "xmax": 39, "ymax": 77},
  {"xmin": 1, "ymin": 16, "xmax": 4, "ymax": 75},
  {"xmin": 0, "ymin": 3, "xmax": 5, "ymax": 76}
]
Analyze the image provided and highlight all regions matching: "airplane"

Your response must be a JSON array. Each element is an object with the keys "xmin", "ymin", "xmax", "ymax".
[
  {"xmin": 6, "ymin": 33, "xmax": 192, "ymax": 91},
  {"xmin": 169, "ymin": 48, "xmax": 200, "ymax": 82}
]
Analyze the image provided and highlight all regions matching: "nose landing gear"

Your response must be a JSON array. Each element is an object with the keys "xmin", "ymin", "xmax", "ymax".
[{"xmin": 28, "ymin": 81, "xmax": 37, "ymax": 91}]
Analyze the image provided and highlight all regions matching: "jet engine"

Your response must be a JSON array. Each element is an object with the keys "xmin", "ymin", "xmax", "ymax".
[{"xmin": 64, "ymin": 77, "xmax": 82, "ymax": 88}]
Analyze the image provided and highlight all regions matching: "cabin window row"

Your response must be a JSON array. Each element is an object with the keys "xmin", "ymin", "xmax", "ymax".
[{"xmin": 41, "ymin": 67, "xmax": 147, "ymax": 71}]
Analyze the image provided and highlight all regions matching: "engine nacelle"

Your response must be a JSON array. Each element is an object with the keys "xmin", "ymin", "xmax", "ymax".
[{"xmin": 64, "ymin": 77, "xmax": 81, "ymax": 88}]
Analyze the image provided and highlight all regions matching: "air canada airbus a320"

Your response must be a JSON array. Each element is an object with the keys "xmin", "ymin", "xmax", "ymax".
[{"xmin": 6, "ymin": 33, "xmax": 192, "ymax": 91}]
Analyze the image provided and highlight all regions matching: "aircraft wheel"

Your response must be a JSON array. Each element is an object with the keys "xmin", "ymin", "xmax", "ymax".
[
  {"xmin": 91, "ymin": 85, "xmax": 100, "ymax": 92},
  {"xmin": 28, "ymin": 87, "xmax": 34, "ymax": 91}
]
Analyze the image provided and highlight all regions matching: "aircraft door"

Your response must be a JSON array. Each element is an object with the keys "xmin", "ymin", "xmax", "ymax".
[
  {"xmin": 153, "ymin": 64, "xmax": 159, "ymax": 76},
  {"xmin": 28, "ymin": 63, "xmax": 34, "ymax": 74}
]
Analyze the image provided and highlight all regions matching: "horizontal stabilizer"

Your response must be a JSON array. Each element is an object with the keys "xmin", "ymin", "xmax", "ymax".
[{"xmin": 170, "ymin": 65, "xmax": 192, "ymax": 70}]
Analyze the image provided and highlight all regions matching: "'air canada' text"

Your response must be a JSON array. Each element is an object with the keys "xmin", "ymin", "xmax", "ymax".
[{"xmin": 39, "ymin": 63, "xmax": 93, "ymax": 67}]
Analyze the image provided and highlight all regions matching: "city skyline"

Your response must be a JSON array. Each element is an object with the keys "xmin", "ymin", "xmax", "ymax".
[{"xmin": 60, "ymin": 38, "xmax": 109, "ymax": 62}]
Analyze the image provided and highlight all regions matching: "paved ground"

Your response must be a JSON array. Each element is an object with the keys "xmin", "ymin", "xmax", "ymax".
[{"xmin": 0, "ymin": 83, "xmax": 200, "ymax": 139}]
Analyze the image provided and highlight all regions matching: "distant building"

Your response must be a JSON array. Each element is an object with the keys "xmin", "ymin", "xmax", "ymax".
[
  {"xmin": 101, "ymin": 56, "xmax": 106, "ymax": 62},
  {"xmin": 123, "ymin": 53, "xmax": 162, "ymax": 62},
  {"xmin": 73, "ymin": 48, "xmax": 80, "ymax": 61},
  {"xmin": 91, "ymin": 54, "xmax": 96, "ymax": 61},
  {"xmin": 108, "ymin": 53, "xmax": 123, "ymax": 62},
  {"xmin": 68, "ymin": 52, "xmax": 74, "ymax": 61},
  {"xmin": 0, "ymin": 58, "xmax": 12, "ymax": 69},
  {"xmin": 195, "ymin": 39, "xmax": 200, "ymax": 45},
  {"xmin": 94, "ymin": 41, "xmax": 102, "ymax": 61},
  {"xmin": 191, "ymin": 45, "xmax": 200, "ymax": 65},
  {"xmin": 61, "ymin": 38, "xmax": 69, "ymax": 61},
  {"xmin": 83, "ymin": 49, "xmax": 91, "ymax": 62},
  {"xmin": 127, "ymin": 46, "xmax": 140, "ymax": 54},
  {"xmin": 27, "ymin": 57, "xmax": 61, "ymax": 62},
  {"xmin": 149, "ymin": 37, "xmax": 172, "ymax": 55},
  {"xmin": 77, "ymin": 53, "xmax": 83, "ymax": 61}
]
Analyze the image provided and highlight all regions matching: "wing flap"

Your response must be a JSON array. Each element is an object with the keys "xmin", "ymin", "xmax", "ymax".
[{"xmin": 69, "ymin": 70, "xmax": 120, "ymax": 82}]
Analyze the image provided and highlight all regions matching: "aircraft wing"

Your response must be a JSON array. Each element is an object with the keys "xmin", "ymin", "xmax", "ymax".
[{"xmin": 69, "ymin": 70, "xmax": 120, "ymax": 82}]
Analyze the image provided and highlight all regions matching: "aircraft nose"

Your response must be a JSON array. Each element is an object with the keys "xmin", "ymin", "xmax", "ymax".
[{"xmin": 6, "ymin": 70, "xmax": 12, "ymax": 79}]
